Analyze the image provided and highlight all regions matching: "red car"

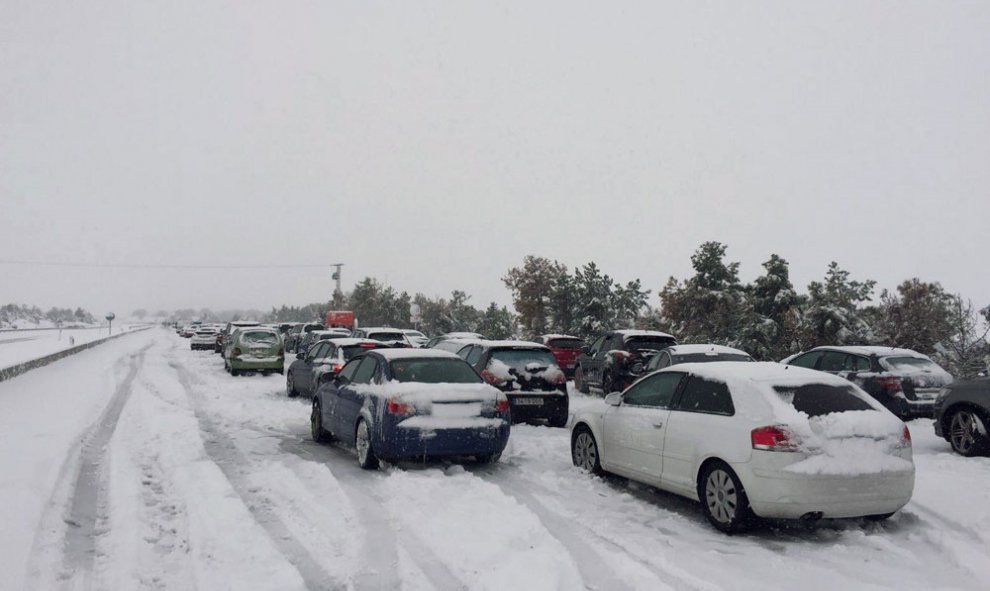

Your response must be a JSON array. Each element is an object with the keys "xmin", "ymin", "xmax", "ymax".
[{"xmin": 535, "ymin": 334, "xmax": 586, "ymax": 378}]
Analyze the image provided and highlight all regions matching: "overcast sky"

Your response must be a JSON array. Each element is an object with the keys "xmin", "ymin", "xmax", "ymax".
[{"xmin": 2, "ymin": 1, "xmax": 988, "ymax": 318}]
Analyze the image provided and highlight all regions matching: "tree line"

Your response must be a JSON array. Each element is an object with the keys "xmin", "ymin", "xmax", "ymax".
[{"xmin": 0, "ymin": 304, "xmax": 96, "ymax": 328}]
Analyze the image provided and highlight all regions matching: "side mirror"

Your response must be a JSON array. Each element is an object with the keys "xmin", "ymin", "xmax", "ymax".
[
  {"xmin": 605, "ymin": 392, "xmax": 622, "ymax": 407},
  {"xmin": 296, "ymin": 352, "xmax": 304, "ymax": 360}
]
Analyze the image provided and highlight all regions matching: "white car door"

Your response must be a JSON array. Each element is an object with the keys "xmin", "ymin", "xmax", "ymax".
[{"xmin": 601, "ymin": 372, "xmax": 684, "ymax": 486}]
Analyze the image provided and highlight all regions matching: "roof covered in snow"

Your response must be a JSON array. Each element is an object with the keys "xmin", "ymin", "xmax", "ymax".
[
  {"xmin": 472, "ymin": 339, "xmax": 549, "ymax": 350},
  {"xmin": 809, "ymin": 345, "xmax": 928, "ymax": 358},
  {"xmin": 371, "ymin": 348, "xmax": 461, "ymax": 360},
  {"xmin": 613, "ymin": 329, "xmax": 675, "ymax": 339},
  {"xmin": 667, "ymin": 344, "xmax": 751, "ymax": 357},
  {"xmin": 539, "ymin": 334, "xmax": 582, "ymax": 341}
]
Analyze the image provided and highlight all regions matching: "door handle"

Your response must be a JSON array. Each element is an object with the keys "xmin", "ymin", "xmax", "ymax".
[{"xmin": 652, "ymin": 421, "xmax": 664, "ymax": 429}]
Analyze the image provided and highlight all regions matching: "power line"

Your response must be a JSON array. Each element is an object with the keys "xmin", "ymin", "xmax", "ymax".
[{"xmin": 0, "ymin": 259, "xmax": 331, "ymax": 270}]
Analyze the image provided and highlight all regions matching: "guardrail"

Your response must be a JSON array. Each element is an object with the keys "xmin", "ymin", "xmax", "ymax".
[{"xmin": 0, "ymin": 327, "xmax": 152, "ymax": 383}]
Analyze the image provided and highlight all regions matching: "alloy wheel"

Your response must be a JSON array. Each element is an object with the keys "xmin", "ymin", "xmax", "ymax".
[
  {"xmin": 573, "ymin": 432, "xmax": 598, "ymax": 472},
  {"xmin": 950, "ymin": 409, "xmax": 985, "ymax": 455}
]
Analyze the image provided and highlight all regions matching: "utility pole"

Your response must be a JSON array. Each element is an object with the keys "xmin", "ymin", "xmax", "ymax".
[{"xmin": 330, "ymin": 263, "xmax": 345, "ymax": 300}]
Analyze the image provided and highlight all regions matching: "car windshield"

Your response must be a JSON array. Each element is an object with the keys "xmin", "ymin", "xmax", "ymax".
[
  {"xmin": 241, "ymin": 331, "xmax": 278, "ymax": 344},
  {"xmin": 547, "ymin": 338, "xmax": 584, "ymax": 349},
  {"xmin": 389, "ymin": 359, "xmax": 482, "ymax": 384},
  {"xmin": 625, "ymin": 336, "xmax": 675, "ymax": 352},
  {"xmin": 881, "ymin": 356, "xmax": 941, "ymax": 373},
  {"xmin": 370, "ymin": 332, "xmax": 405, "ymax": 342},
  {"xmin": 490, "ymin": 348, "xmax": 557, "ymax": 369},
  {"xmin": 341, "ymin": 344, "xmax": 383, "ymax": 360},
  {"xmin": 674, "ymin": 353, "xmax": 752, "ymax": 364},
  {"xmin": 773, "ymin": 383, "xmax": 875, "ymax": 417}
]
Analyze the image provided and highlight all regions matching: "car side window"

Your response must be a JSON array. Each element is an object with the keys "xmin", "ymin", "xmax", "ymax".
[
  {"xmin": 305, "ymin": 342, "xmax": 322, "ymax": 360},
  {"xmin": 337, "ymin": 358, "xmax": 362, "ymax": 382},
  {"xmin": 351, "ymin": 357, "xmax": 378, "ymax": 384},
  {"xmin": 675, "ymin": 376, "xmax": 735, "ymax": 415},
  {"xmin": 590, "ymin": 336, "xmax": 606, "ymax": 355},
  {"xmin": 312, "ymin": 343, "xmax": 330, "ymax": 360},
  {"xmin": 455, "ymin": 345, "xmax": 472, "ymax": 360},
  {"xmin": 788, "ymin": 351, "xmax": 822, "ymax": 369},
  {"xmin": 623, "ymin": 372, "xmax": 683, "ymax": 407},
  {"xmin": 466, "ymin": 346, "xmax": 484, "ymax": 365},
  {"xmin": 852, "ymin": 355, "xmax": 871, "ymax": 371},
  {"xmin": 656, "ymin": 353, "xmax": 671, "ymax": 369},
  {"xmin": 819, "ymin": 351, "xmax": 848, "ymax": 372}
]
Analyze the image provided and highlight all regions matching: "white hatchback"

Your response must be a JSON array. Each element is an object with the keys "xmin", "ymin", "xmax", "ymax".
[{"xmin": 571, "ymin": 362, "xmax": 914, "ymax": 533}]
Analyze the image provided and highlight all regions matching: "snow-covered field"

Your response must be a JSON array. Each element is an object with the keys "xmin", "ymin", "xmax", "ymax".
[
  {"xmin": 0, "ymin": 325, "xmax": 142, "ymax": 371},
  {"xmin": 1, "ymin": 328, "xmax": 988, "ymax": 591}
]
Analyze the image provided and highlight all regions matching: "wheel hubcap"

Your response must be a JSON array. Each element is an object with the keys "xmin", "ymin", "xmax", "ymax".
[
  {"xmin": 705, "ymin": 470, "xmax": 738, "ymax": 524},
  {"xmin": 574, "ymin": 433, "xmax": 597, "ymax": 471},
  {"xmin": 950, "ymin": 411, "xmax": 981, "ymax": 452},
  {"xmin": 357, "ymin": 422, "xmax": 370, "ymax": 463}
]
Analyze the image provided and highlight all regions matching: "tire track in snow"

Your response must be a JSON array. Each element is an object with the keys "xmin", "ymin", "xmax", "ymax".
[
  {"xmin": 468, "ymin": 464, "xmax": 720, "ymax": 591},
  {"xmin": 169, "ymin": 360, "xmax": 347, "ymax": 591},
  {"xmin": 59, "ymin": 343, "xmax": 151, "ymax": 590}
]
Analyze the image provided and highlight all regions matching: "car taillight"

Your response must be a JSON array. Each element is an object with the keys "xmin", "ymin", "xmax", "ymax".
[
  {"xmin": 494, "ymin": 393, "xmax": 510, "ymax": 413},
  {"xmin": 233, "ymin": 347, "xmax": 242, "ymax": 357},
  {"xmin": 612, "ymin": 350, "xmax": 631, "ymax": 361},
  {"xmin": 277, "ymin": 348, "xmax": 284, "ymax": 356},
  {"xmin": 386, "ymin": 398, "xmax": 415, "ymax": 416},
  {"xmin": 877, "ymin": 375, "xmax": 902, "ymax": 393},
  {"xmin": 359, "ymin": 343, "xmax": 378, "ymax": 348},
  {"xmin": 899, "ymin": 425, "xmax": 912, "ymax": 447},
  {"xmin": 332, "ymin": 362, "xmax": 344, "ymax": 373},
  {"xmin": 552, "ymin": 372, "xmax": 566, "ymax": 385},
  {"xmin": 751, "ymin": 426, "xmax": 800, "ymax": 452},
  {"xmin": 481, "ymin": 370, "xmax": 504, "ymax": 386}
]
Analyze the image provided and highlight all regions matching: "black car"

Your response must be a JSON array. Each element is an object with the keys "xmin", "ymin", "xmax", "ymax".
[
  {"xmin": 455, "ymin": 340, "xmax": 568, "ymax": 427},
  {"xmin": 783, "ymin": 346, "xmax": 954, "ymax": 420},
  {"xmin": 285, "ymin": 322, "xmax": 325, "ymax": 353},
  {"xmin": 286, "ymin": 338, "xmax": 387, "ymax": 398},
  {"xmin": 934, "ymin": 377, "xmax": 990, "ymax": 456},
  {"xmin": 574, "ymin": 330, "xmax": 677, "ymax": 395}
]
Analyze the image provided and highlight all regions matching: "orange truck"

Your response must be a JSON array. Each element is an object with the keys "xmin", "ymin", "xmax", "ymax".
[{"xmin": 324, "ymin": 310, "xmax": 356, "ymax": 330}]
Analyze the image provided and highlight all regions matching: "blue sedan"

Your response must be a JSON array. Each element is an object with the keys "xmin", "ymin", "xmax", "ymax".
[{"xmin": 310, "ymin": 349, "xmax": 511, "ymax": 469}]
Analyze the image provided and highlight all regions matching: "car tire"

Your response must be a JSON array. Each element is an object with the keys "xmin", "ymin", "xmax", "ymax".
[
  {"xmin": 230, "ymin": 367, "xmax": 239, "ymax": 377},
  {"xmin": 286, "ymin": 373, "xmax": 299, "ymax": 398},
  {"xmin": 574, "ymin": 366, "xmax": 589, "ymax": 394},
  {"xmin": 571, "ymin": 426, "xmax": 603, "ymax": 475},
  {"xmin": 602, "ymin": 372, "xmax": 616, "ymax": 396},
  {"xmin": 864, "ymin": 512, "xmax": 895, "ymax": 522},
  {"xmin": 475, "ymin": 452, "xmax": 501, "ymax": 464},
  {"xmin": 311, "ymin": 399, "xmax": 332, "ymax": 443},
  {"xmin": 355, "ymin": 419, "xmax": 379, "ymax": 470},
  {"xmin": 698, "ymin": 461, "xmax": 754, "ymax": 534},
  {"xmin": 947, "ymin": 407, "xmax": 989, "ymax": 457}
]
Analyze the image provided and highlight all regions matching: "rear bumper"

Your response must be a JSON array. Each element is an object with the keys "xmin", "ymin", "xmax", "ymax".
[
  {"xmin": 230, "ymin": 356, "xmax": 284, "ymax": 370},
  {"xmin": 379, "ymin": 420, "xmax": 510, "ymax": 459},
  {"xmin": 741, "ymin": 457, "xmax": 915, "ymax": 519},
  {"xmin": 897, "ymin": 397, "xmax": 936, "ymax": 419}
]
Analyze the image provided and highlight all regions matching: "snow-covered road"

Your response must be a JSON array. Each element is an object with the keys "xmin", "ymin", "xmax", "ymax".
[{"xmin": 2, "ymin": 328, "xmax": 988, "ymax": 590}]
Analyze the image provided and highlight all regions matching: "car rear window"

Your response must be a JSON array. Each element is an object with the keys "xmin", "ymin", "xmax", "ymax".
[
  {"xmin": 547, "ymin": 338, "xmax": 584, "ymax": 350},
  {"xmin": 773, "ymin": 383, "xmax": 875, "ymax": 417},
  {"xmin": 881, "ymin": 356, "xmax": 941, "ymax": 373},
  {"xmin": 389, "ymin": 359, "xmax": 483, "ymax": 384},
  {"xmin": 370, "ymin": 332, "xmax": 405, "ymax": 342},
  {"xmin": 303, "ymin": 324, "xmax": 324, "ymax": 333},
  {"xmin": 341, "ymin": 344, "xmax": 384, "ymax": 360},
  {"xmin": 625, "ymin": 336, "xmax": 676, "ymax": 352},
  {"xmin": 490, "ymin": 348, "xmax": 558, "ymax": 369},
  {"xmin": 241, "ymin": 331, "xmax": 278, "ymax": 344}
]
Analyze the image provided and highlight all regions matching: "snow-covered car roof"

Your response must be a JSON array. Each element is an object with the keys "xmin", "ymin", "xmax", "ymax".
[
  {"xmin": 472, "ymin": 339, "xmax": 550, "ymax": 350},
  {"xmin": 540, "ymin": 334, "xmax": 582, "ymax": 341},
  {"xmin": 229, "ymin": 321, "xmax": 260, "ymax": 326},
  {"xmin": 443, "ymin": 332, "xmax": 484, "ymax": 339},
  {"xmin": 666, "ymin": 344, "xmax": 751, "ymax": 357},
  {"xmin": 324, "ymin": 338, "xmax": 385, "ymax": 347},
  {"xmin": 371, "ymin": 348, "xmax": 462, "ymax": 360},
  {"xmin": 807, "ymin": 345, "xmax": 929, "ymax": 359},
  {"xmin": 613, "ymin": 329, "xmax": 676, "ymax": 339}
]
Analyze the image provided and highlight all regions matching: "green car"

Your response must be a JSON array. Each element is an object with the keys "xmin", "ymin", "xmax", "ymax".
[{"xmin": 224, "ymin": 327, "xmax": 285, "ymax": 376}]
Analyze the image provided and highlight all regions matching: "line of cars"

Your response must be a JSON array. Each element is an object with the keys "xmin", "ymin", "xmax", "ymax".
[{"xmin": 181, "ymin": 320, "xmax": 989, "ymax": 534}]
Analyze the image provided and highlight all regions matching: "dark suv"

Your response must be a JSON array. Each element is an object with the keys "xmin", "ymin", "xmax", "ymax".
[
  {"xmin": 783, "ymin": 346, "xmax": 953, "ymax": 419},
  {"xmin": 574, "ymin": 330, "xmax": 677, "ymax": 394},
  {"xmin": 456, "ymin": 340, "xmax": 569, "ymax": 427}
]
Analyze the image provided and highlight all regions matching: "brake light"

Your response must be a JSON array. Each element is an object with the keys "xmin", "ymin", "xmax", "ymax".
[
  {"xmin": 899, "ymin": 425, "xmax": 912, "ymax": 447},
  {"xmin": 494, "ymin": 393, "xmax": 510, "ymax": 413},
  {"xmin": 277, "ymin": 348, "xmax": 284, "ymax": 356},
  {"xmin": 751, "ymin": 426, "xmax": 800, "ymax": 452},
  {"xmin": 481, "ymin": 369, "xmax": 504, "ymax": 386},
  {"xmin": 877, "ymin": 375, "xmax": 902, "ymax": 393},
  {"xmin": 552, "ymin": 371, "xmax": 566, "ymax": 385},
  {"xmin": 387, "ymin": 398, "xmax": 415, "ymax": 416},
  {"xmin": 359, "ymin": 343, "xmax": 377, "ymax": 348},
  {"xmin": 612, "ymin": 350, "xmax": 631, "ymax": 361},
  {"xmin": 332, "ymin": 362, "xmax": 344, "ymax": 373}
]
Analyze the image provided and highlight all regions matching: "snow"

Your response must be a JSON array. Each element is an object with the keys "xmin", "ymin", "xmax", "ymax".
[
  {"xmin": 0, "ymin": 325, "xmax": 142, "ymax": 370},
  {"xmin": 373, "ymin": 347, "xmax": 462, "ymax": 360},
  {"xmin": 2, "ymin": 329, "xmax": 990, "ymax": 590},
  {"xmin": 665, "ymin": 343, "xmax": 750, "ymax": 356},
  {"xmin": 613, "ymin": 329, "xmax": 676, "ymax": 338}
]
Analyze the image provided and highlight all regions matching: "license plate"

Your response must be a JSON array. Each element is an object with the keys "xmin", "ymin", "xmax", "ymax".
[
  {"xmin": 514, "ymin": 398, "xmax": 543, "ymax": 406},
  {"xmin": 566, "ymin": 363, "xmax": 575, "ymax": 368}
]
